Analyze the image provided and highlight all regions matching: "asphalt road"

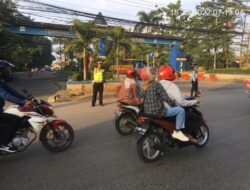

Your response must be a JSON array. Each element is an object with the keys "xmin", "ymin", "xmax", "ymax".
[{"xmin": 1, "ymin": 74, "xmax": 250, "ymax": 190}]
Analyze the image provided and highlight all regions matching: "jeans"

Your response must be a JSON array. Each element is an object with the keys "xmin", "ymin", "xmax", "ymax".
[
  {"xmin": 165, "ymin": 107, "xmax": 185, "ymax": 130},
  {"xmin": 0, "ymin": 113, "xmax": 21, "ymax": 145}
]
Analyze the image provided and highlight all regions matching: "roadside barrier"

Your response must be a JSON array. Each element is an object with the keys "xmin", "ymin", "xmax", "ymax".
[
  {"xmin": 209, "ymin": 74, "xmax": 217, "ymax": 81},
  {"xmin": 182, "ymin": 73, "xmax": 189, "ymax": 80},
  {"xmin": 175, "ymin": 73, "xmax": 179, "ymax": 80},
  {"xmin": 198, "ymin": 73, "xmax": 205, "ymax": 81}
]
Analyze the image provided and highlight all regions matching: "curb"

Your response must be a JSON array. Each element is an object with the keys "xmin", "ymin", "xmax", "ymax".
[
  {"xmin": 48, "ymin": 81, "xmax": 66, "ymax": 103},
  {"xmin": 48, "ymin": 90, "xmax": 116, "ymax": 104}
]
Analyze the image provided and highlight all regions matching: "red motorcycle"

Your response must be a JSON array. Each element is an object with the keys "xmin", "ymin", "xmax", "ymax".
[{"xmin": 135, "ymin": 105, "xmax": 209, "ymax": 162}]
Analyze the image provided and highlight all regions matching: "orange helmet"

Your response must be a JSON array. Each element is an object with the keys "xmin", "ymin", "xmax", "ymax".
[
  {"xmin": 140, "ymin": 67, "xmax": 156, "ymax": 81},
  {"xmin": 126, "ymin": 68, "xmax": 137, "ymax": 79},
  {"xmin": 158, "ymin": 65, "xmax": 176, "ymax": 81}
]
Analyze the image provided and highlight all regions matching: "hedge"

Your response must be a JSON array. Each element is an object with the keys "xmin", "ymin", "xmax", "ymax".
[{"xmin": 206, "ymin": 68, "xmax": 250, "ymax": 75}]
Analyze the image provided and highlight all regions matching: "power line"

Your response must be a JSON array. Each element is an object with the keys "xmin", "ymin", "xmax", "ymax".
[
  {"xmin": 139, "ymin": 0, "xmax": 168, "ymax": 7},
  {"xmin": 20, "ymin": 11, "xmax": 76, "ymax": 22},
  {"xmin": 117, "ymin": 0, "xmax": 158, "ymax": 8},
  {"xmin": 16, "ymin": 0, "xmax": 246, "ymax": 35},
  {"xmin": 49, "ymin": 0, "xmax": 138, "ymax": 19},
  {"xmin": 20, "ymin": 11, "xmax": 70, "ymax": 23},
  {"xmin": 104, "ymin": 0, "xmax": 152, "ymax": 10}
]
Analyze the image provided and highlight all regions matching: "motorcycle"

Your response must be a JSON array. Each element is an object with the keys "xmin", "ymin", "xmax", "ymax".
[
  {"xmin": 135, "ymin": 104, "xmax": 209, "ymax": 162},
  {"xmin": 114, "ymin": 102, "xmax": 141, "ymax": 135},
  {"xmin": 0, "ymin": 90, "xmax": 74, "ymax": 155},
  {"xmin": 114, "ymin": 97, "xmax": 195, "ymax": 136}
]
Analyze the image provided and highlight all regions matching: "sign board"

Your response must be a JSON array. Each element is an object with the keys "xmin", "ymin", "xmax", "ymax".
[
  {"xmin": 110, "ymin": 65, "xmax": 134, "ymax": 73},
  {"xmin": 176, "ymin": 58, "xmax": 187, "ymax": 61}
]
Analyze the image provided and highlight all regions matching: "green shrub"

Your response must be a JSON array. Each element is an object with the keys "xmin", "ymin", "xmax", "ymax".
[
  {"xmin": 71, "ymin": 72, "xmax": 80, "ymax": 81},
  {"xmin": 105, "ymin": 72, "xmax": 113, "ymax": 80},
  {"xmin": 206, "ymin": 68, "xmax": 250, "ymax": 75}
]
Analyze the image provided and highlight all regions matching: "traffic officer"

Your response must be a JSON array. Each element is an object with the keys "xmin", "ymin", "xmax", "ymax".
[
  {"xmin": 191, "ymin": 64, "xmax": 199, "ymax": 98},
  {"xmin": 92, "ymin": 61, "xmax": 105, "ymax": 107}
]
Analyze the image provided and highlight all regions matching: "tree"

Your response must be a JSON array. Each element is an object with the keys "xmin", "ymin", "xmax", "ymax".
[
  {"xmin": 160, "ymin": 0, "xmax": 190, "ymax": 36},
  {"xmin": 0, "ymin": 0, "xmax": 18, "ymax": 24},
  {"xmin": 186, "ymin": 0, "xmax": 243, "ymax": 69},
  {"xmin": 109, "ymin": 26, "xmax": 131, "ymax": 78},
  {"xmin": 134, "ymin": 10, "xmax": 163, "ymax": 33},
  {"xmin": 66, "ymin": 20, "xmax": 96, "ymax": 80},
  {"xmin": 0, "ymin": 0, "xmax": 55, "ymax": 70}
]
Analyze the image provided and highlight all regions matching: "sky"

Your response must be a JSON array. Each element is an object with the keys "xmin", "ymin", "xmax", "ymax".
[{"xmin": 17, "ymin": 0, "xmax": 205, "ymax": 24}]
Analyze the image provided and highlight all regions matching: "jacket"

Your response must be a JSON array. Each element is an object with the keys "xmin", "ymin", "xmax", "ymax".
[
  {"xmin": 0, "ymin": 81, "xmax": 26, "ymax": 110},
  {"xmin": 118, "ymin": 78, "xmax": 142, "ymax": 105},
  {"xmin": 159, "ymin": 80, "xmax": 197, "ymax": 107}
]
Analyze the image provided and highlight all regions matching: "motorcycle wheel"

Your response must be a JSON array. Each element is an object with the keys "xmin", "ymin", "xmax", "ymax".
[
  {"xmin": 195, "ymin": 123, "xmax": 209, "ymax": 147},
  {"xmin": 115, "ymin": 114, "xmax": 136, "ymax": 135},
  {"xmin": 137, "ymin": 132, "xmax": 162, "ymax": 163},
  {"xmin": 40, "ymin": 122, "xmax": 74, "ymax": 153}
]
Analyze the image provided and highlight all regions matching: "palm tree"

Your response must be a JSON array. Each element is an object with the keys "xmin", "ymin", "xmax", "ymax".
[
  {"xmin": 134, "ymin": 10, "xmax": 163, "ymax": 33},
  {"xmin": 65, "ymin": 19, "xmax": 96, "ymax": 80},
  {"xmin": 110, "ymin": 27, "xmax": 131, "ymax": 78}
]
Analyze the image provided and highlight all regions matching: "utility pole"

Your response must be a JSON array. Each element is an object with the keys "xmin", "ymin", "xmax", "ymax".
[
  {"xmin": 213, "ymin": 17, "xmax": 218, "ymax": 70},
  {"xmin": 246, "ymin": 27, "xmax": 250, "ymax": 66},
  {"xmin": 240, "ymin": 11, "xmax": 247, "ymax": 68}
]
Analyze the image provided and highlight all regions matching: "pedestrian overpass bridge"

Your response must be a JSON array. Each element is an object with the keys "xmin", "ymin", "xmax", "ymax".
[{"xmin": 4, "ymin": 21, "xmax": 186, "ymax": 71}]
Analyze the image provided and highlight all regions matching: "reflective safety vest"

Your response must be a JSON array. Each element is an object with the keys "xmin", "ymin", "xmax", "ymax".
[{"xmin": 93, "ymin": 68, "xmax": 104, "ymax": 83}]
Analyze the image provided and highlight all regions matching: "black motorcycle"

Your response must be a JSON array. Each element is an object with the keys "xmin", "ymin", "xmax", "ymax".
[{"xmin": 114, "ymin": 102, "xmax": 141, "ymax": 135}]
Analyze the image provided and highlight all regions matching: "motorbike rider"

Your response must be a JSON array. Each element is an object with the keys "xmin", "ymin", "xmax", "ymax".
[
  {"xmin": 158, "ymin": 65, "xmax": 200, "ymax": 141},
  {"xmin": 118, "ymin": 68, "xmax": 142, "ymax": 106},
  {"xmin": 158, "ymin": 65, "xmax": 199, "ymax": 107},
  {"xmin": 139, "ymin": 67, "xmax": 189, "ymax": 142},
  {"xmin": 0, "ymin": 63, "xmax": 29, "ymax": 152}
]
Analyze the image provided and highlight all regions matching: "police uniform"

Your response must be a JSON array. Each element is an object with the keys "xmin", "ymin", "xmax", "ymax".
[
  {"xmin": 191, "ymin": 67, "xmax": 198, "ymax": 97},
  {"xmin": 92, "ymin": 68, "xmax": 105, "ymax": 106}
]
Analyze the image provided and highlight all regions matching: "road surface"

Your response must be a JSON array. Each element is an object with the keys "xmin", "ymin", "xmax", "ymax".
[{"xmin": 0, "ymin": 74, "xmax": 249, "ymax": 190}]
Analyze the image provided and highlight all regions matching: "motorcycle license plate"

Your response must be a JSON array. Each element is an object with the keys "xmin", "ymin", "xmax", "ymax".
[
  {"xmin": 135, "ymin": 124, "xmax": 149, "ymax": 141},
  {"xmin": 135, "ymin": 125, "xmax": 148, "ymax": 135}
]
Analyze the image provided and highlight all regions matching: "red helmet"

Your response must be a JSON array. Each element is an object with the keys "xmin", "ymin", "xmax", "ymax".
[
  {"xmin": 158, "ymin": 65, "xmax": 176, "ymax": 81},
  {"xmin": 126, "ymin": 68, "xmax": 137, "ymax": 79},
  {"xmin": 140, "ymin": 67, "xmax": 156, "ymax": 81}
]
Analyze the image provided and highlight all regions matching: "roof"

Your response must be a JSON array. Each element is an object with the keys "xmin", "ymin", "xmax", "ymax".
[
  {"xmin": 94, "ymin": 12, "xmax": 107, "ymax": 25},
  {"xmin": 9, "ymin": 20, "xmax": 71, "ymax": 30}
]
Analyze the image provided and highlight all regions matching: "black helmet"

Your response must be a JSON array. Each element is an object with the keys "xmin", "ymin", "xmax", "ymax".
[{"xmin": 0, "ymin": 60, "xmax": 14, "ymax": 81}]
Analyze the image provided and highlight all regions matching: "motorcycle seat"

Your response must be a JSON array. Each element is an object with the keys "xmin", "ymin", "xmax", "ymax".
[
  {"xmin": 118, "ymin": 101, "xmax": 129, "ymax": 106},
  {"xmin": 139, "ymin": 113, "xmax": 175, "ymax": 121}
]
